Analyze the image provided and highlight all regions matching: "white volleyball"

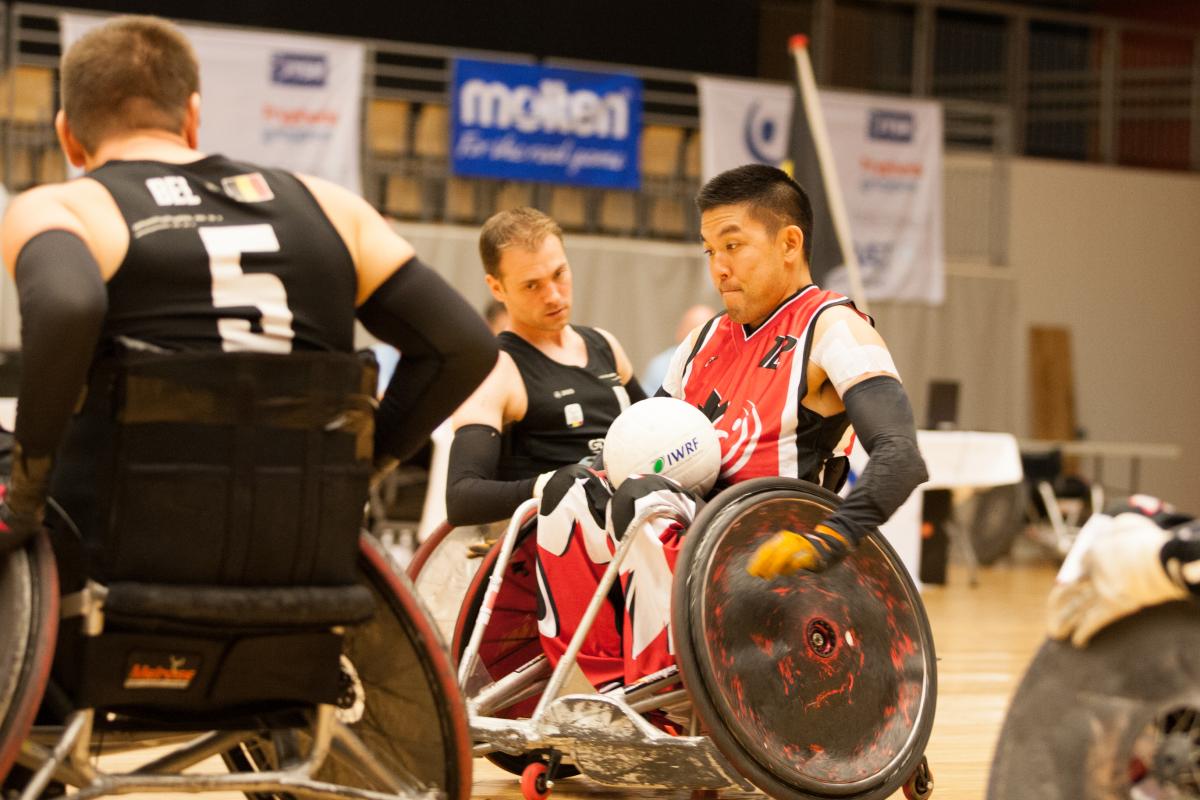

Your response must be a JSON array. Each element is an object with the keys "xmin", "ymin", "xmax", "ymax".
[{"xmin": 603, "ymin": 397, "xmax": 721, "ymax": 495}]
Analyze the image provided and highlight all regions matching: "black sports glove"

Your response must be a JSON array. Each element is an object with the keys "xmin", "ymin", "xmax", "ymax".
[
  {"xmin": 0, "ymin": 442, "xmax": 51, "ymax": 557},
  {"xmin": 0, "ymin": 485, "xmax": 41, "ymax": 556}
]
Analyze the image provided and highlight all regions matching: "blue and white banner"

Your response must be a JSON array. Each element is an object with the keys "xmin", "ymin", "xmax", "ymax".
[
  {"xmin": 60, "ymin": 14, "xmax": 364, "ymax": 193},
  {"xmin": 451, "ymin": 59, "xmax": 641, "ymax": 189},
  {"xmin": 697, "ymin": 77, "xmax": 794, "ymax": 181},
  {"xmin": 697, "ymin": 76, "xmax": 943, "ymax": 304}
]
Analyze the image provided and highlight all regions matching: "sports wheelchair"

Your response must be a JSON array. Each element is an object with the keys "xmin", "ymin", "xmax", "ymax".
[
  {"xmin": 989, "ymin": 601, "xmax": 1200, "ymax": 798},
  {"xmin": 0, "ymin": 351, "xmax": 471, "ymax": 800},
  {"xmin": 414, "ymin": 476, "xmax": 938, "ymax": 800}
]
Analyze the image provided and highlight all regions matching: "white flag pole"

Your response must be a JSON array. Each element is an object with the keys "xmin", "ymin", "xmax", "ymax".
[{"xmin": 790, "ymin": 34, "xmax": 869, "ymax": 314}]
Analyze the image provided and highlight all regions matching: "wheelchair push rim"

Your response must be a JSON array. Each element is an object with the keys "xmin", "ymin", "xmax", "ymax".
[
  {"xmin": 0, "ymin": 531, "xmax": 59, "ymax": 785},
  {"xmin": 225, "ymin": 535, "xmax": 473, "ymax": 800},
  {"xmin": 673, "ymin": 477, "xmax": 936, "ymax": 800}
]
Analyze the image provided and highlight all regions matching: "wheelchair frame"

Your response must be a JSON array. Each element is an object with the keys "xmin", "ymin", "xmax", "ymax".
[
  {"xmin": 452, "ymin": 480, "xmax": 938, "ymax": 800},
  {"xmin": 4, "ymin": 534, "xmax": 471, "ymax": 800},
  {"xmin": 458, "ymin": 497, "xmax": 756, "ymax": 794}
]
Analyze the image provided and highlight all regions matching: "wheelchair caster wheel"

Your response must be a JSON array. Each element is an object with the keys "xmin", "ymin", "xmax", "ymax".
[
  {"xmin": 903, "ymin": 756, "xmax": 934, "ymax": 799},
  {"xmin": 520, "ymin": 761, "xmax": 552, "ymax": 800}
]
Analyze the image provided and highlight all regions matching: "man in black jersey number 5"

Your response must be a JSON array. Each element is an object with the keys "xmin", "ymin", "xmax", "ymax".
[
  {"xmin": 0, "ymin": 15, "xmax": 497, "ymax": 555},
  {"xmin": 445, "ymin": 208, "xmax": 648, "ymax": 527}
]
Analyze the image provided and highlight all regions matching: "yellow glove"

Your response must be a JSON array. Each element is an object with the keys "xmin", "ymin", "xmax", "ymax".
[{"xmin": 747, "ymin": 524, "xmax": 851, "ymax": 579}]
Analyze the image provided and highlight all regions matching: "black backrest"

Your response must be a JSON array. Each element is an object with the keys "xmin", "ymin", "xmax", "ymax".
[{"xmin": 51, "ymin": 351, "xmax": 377, "ymax": 588}]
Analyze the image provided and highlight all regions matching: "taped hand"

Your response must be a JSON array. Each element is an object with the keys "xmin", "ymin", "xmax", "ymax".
[
  {"xmin": 747, "ymin": 523, "xmax": 851, "ymax": 579},
  {"xmin": 1047, "ymin": 513, "xmax": 1187, "ymax": 647}
]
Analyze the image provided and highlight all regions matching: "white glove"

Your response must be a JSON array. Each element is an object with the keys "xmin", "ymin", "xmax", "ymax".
[
  {"xmin": 1047, "ymin": 513, "xmax": 1187, "ymax": 647},
  {"xmin": 532, "ymin": 470, "xmax": 555, "ymax": 500}
]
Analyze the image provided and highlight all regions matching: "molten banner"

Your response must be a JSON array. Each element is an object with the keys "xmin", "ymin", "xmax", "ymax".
[{"xmin": 451, "ymin": 58, "xmax": 642, "ymax": 189}]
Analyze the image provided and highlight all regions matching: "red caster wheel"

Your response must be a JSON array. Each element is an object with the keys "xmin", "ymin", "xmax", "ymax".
[
  {"xmin": 520, "ymin": 761, "xmax": 552, "ymax": 800},
  {"xmin": 903, "ymin": 756, "xmax": 934, "ymax": 799}
]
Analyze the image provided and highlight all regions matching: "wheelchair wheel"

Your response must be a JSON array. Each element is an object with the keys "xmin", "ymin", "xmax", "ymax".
[
  {"xmin": 988, "ymin": 601, "xmax": 1200, "ymax": 800},
  {"xmin": 225, "ymin": 534, "xmax": 472, "ymax": 800},
  {"xmin": 673, "ymin": 477, "xmax": 936, "ymax": 800},
  {"xmin": 0, "ymin": 531, "xmax": 59, "ymax": 785},
  {"xmin": 407, "ymin": 521, "xmax": 488, "ymax": 644},
  {"xmin": 970, "ymin": 483, "xmax": 1026, "ymax": 566},
  {"xmin": 452, "ymin": 523, "xmax": 578, "ymax": 780}
]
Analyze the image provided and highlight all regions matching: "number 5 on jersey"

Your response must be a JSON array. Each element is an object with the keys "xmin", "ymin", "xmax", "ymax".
[{"xmin": 199, "ymin": 224, "xmax": 294, "ymax": 353}]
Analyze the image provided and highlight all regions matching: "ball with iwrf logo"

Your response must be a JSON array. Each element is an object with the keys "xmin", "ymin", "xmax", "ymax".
[{"xmin": 603, "ymin": 397, "xmax": 721, "ymax": 496}]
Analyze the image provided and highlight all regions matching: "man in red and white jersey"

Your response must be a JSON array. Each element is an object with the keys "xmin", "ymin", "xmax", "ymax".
[{"xmin": 535, "ymin": 164, "xmax": 928, "ymax": 693}]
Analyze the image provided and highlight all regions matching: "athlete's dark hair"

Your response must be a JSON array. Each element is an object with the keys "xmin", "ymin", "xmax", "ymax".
[
  {"xmin": 60, "ymin": 15, "xmax": 200, "ymax": 153},
  {"xmin": 478, "ymin": 207, "xmax": 563, "ymax": 279},
  {"xmin": 696, "ymin": 164, "xmax": 814, "ymax": 262}
]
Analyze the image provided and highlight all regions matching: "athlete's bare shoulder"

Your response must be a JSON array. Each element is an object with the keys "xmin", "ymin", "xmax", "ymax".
[
  {"xmin": 592, "ymin": 327, "xmax": 634, "ymax": 382},
  {"xmin": 295, "ymin": 173, "xmax": 415, "ymax": 304},
  {"xmin": 813, "ymin": 301, "xmax": 880, "ymax": 341},
  {"xmin": 452, "ymin": 349, "xmax": 526, "ymax": 431},
  {"xmin": 2, "ymin": 177, "xmax": 125, "ymax": 278}
]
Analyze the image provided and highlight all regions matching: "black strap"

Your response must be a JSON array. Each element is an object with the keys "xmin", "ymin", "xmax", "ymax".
[{"xmin": 680, "ymin": 314, "xmax": 723, "ymax": 377}]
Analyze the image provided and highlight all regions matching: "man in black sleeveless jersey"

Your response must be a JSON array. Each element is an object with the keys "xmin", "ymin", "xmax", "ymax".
[
  {"xmin": 0, "ymin": 15, "xmax": 497, "ymax": 556},
  {"xmin": 444, "ymin": 207, "xmax": 647, "ymax": 527}
]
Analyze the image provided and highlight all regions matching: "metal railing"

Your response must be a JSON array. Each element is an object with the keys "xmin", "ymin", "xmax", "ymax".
[
  {"xmin": 798, "ymin": 0, "xmax": 1199, "ymax": 170},
  {"xmin": 18, "ymin": 1, "xmax": 1183, "ymax": 260}
]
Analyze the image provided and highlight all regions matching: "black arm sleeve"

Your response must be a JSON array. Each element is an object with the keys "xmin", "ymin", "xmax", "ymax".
[
  {"xmin": 445, "ymin": 424, "xmax": 536, "ymax": 526},
  {"xmin": 357, "ymin": 257, "xmax": 499, "ymax": 463},
  {"xmin": 624, "ymin": 375, "xmax": 648, "ymax": 403},
  {"xmin": 822, "ymin": 375, "xmax": 928, "ymax": 546},
  {"xmin": 10, "ymin": 230, "xmax": 107, "ymax": 515},
  {"xmin": 14, "ymin": 230, "xmax": 107, "ymax": 457}
]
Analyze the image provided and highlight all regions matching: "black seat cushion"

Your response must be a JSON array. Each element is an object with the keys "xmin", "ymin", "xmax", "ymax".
[{"xmin": 102, "ymin": 582, "xmax": 376, "ymax": 631}]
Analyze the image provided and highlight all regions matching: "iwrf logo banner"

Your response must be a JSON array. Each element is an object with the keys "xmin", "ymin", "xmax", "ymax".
[
  {"xmin": 451, "ymin": 59, "xmax": 642, "ymax": 189},
  {"xmin": 60, "ymin": 13, "xmax": 364, "ymax": 194},
  {"xmin": 697, "ymin": 76, "xmax": 943, "ymax": 304}
]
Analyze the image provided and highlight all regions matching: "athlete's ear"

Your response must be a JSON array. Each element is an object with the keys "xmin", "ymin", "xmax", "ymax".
[
  {"xmin": 485, "ymin": 273, "xmax": 506, "ymax": 304},
  {"xmin": 183, "ymin": 92, "xmax": 201, "ymax": 149},
  {"xmin": 55, "ymin": 110, "xmax": 88, "ymax": 169},
  {"xmin": 780, "ymin": 224, "xmax": 805, "ymax": 266}
]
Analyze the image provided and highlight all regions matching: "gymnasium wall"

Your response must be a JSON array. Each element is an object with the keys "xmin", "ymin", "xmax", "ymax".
[
  {"xmin": 1008, "ymin": 158, "xmax": 1200, "ymax": 508},
  {"xmin": 0, "ymin": 158, "xmax": 1195, "ymax": 509}
]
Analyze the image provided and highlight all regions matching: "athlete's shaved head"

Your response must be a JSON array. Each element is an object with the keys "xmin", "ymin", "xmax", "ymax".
[
  {"xmin": 697, "ymin": 164, "xmax": 814, "ymax": 263},
  {"xmin": 478, "ymin": 207, "xmax": 564, "ymax": 279},
  {"xmin": 60, "ymin": 15, "xmax": 200, "ymax": 153}
]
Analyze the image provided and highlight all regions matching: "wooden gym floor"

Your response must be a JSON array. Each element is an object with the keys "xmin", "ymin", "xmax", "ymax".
[
  {"xmin": 468, "ymin": 554, "xmax": 1058, "ymax": 800},
  {"xmin": 97, "ymin": 546, "xmax": 1058, "ymax": 800}
]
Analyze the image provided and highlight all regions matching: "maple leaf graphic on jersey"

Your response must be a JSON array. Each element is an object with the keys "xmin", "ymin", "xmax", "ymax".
[
  {"xmin": 608, "ymin": 480, "xmax": 698, "ymax": 661},
  {"xmin": 698, "ymin": 389, "xmax": 729, "ymax": 424}
]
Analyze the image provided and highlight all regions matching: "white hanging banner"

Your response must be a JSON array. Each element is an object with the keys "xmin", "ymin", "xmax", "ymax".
[
  {"xmin": 697, "ymin": 76, "xmax": 944, "ymax": 304},
  {"xmin": 697, "ymin": 76, "xmax": 794, "ymax": 182},
  {"xmin": 60, "ymin": 13, "xmax": 364, "ymax": 193}
]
